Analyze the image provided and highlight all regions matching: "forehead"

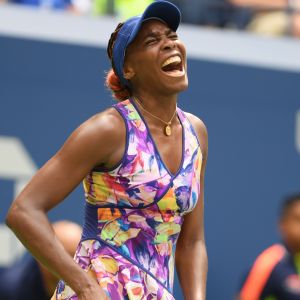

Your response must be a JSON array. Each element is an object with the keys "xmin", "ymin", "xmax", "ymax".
[{"xmin": 136, "ymin": 19, "xmax": 173, "ymax": 39}]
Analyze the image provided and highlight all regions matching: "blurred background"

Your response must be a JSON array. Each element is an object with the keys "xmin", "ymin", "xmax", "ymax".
[{"xmin": 0, "ymin": 0, "xmax": 300, "ymax": 299}]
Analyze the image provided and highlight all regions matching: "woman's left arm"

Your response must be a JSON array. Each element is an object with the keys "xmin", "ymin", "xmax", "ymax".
[{"xmin": 175, "ymin": 114, "xmax": 208, "ymax": 300}]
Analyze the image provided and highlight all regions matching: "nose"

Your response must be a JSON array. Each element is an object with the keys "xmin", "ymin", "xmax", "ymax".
[{"xmin": 162, "ymin": 36, "xmax": 176, "ymax": 51}]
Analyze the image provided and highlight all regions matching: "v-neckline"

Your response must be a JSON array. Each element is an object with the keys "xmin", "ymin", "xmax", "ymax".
[{"xmin": 129, "ymin": 97, "xmax": 185, "ymax": 178}]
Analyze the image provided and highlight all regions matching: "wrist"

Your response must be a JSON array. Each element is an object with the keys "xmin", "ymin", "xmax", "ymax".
[{"xmin": 69, "ymin": 271, "xmax": 97, "ymax": 295}]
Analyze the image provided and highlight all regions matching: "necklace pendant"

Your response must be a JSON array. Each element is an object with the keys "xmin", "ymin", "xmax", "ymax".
[{"xmin": 165, "ymin": 125, "xmax": 171, "ymax": 136}]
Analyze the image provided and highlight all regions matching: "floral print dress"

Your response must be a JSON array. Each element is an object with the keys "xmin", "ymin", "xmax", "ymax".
[{"xmin": 55, "ymin": 98, "xmax": 202, "ymax": 300}]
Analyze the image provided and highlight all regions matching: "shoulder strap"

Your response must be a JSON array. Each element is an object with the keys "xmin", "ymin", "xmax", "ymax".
[
  {"xmin": 113, "ymin": 99, "xmax": 141, "ymax": 121},
  {"xmin": 176, "ymin": 107, "xmax": 201, "ymax": 149}
]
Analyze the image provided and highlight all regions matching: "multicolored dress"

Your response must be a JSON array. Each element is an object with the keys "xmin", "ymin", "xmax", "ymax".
[{"xmin": 55, "ymin": 98, "xmax": 202, "ymax": 300}]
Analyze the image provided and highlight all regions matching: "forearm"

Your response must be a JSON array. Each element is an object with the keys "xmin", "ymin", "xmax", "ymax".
[
  {"xmin": 175, "ymin": 240, "xmax": 208, "ymax": 300},
  {"xmin": 6, "ymin": 203, "xmax": 95, "ymax": 295}
]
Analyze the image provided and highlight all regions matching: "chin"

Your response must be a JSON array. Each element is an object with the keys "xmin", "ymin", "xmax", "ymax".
[{"xmin": 165, "ymin": 77, "xmax": 189, "ymax": 94}]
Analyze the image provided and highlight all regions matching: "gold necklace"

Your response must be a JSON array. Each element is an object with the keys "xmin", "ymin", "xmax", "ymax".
[{"xmin": 133, "ymin": 97, "xmax": 177, "ymax": 136}]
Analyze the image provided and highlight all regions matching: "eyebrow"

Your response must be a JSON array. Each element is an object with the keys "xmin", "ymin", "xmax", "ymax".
[{"xmin": 143, "ymin": 28, "xmax": 175, "ymax": 40}]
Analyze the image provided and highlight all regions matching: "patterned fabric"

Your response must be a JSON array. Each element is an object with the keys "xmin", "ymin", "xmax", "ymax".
[{"xmin": 55, "ymin": 98, "xmax": 202, "ymax": 300}]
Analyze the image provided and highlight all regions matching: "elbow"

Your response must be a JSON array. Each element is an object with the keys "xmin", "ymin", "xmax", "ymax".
[
  {"xmin": 5, "ymin": 200, "xmax": 32, "ymax": 230},
  {"xmin": 5, "ymin": 202, "xmax": 21, "ymax": 229}
]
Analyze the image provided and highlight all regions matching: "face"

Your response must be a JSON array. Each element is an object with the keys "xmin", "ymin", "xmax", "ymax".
[
  {"xmin": 124, "ymin": 19, "xmax": 188, "ymax": 95},
  {"xmin": 279, "ymin": 201, "xmax": 300, "ymax": 252}
]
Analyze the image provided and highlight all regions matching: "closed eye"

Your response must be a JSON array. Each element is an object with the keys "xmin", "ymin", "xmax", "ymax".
[
  {"xmin": 145, "ymin": 38, "xmax": 157, "ymax": 45},
  {"xmin": 169, "ymin": 34, "xmax": 178, "ymax": 40}
]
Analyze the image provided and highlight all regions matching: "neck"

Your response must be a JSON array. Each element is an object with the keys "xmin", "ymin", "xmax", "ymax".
[
  {"xmin": 283, "ymin": 241, "xmax": 300, "ymax": 255},
  {"xmin": 291, "ymin": 247, "xmax": 300, "ymax": 255},
  {"xmin": 132, "ymin": 89, "xmax": 178, "ymax": 122}
]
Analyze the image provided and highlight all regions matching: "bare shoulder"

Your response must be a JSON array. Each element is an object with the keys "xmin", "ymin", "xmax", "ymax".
[
  {"xmin": 79, "ymin": 106, "xmax": 125, "ymax": 142},
  {"xmin": 56, "ymin": 106, "xmax": 126, "ymax": 168},
  {"xmin": 184, "ymin": 112, "xmax": 208, "ymax": 159}
]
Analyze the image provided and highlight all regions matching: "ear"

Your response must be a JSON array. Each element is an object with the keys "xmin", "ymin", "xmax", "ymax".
[
  {"xmin": 123, "ymin": 66, "xmax": 135, "ymax": 80},
  {"xmin": 123, "ymin": 57, "xmax": 136, "ymax": 80}
]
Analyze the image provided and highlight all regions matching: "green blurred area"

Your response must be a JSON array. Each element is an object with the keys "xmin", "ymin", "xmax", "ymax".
[{"xmin": 93, "ymin": 0, "xmax": 154, "ymax": 19}]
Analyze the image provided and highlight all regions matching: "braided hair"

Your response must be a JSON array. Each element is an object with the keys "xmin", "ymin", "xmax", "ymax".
[{"xmin": 106, "ymin": 22, "xmax": 131, "ymax": 102}]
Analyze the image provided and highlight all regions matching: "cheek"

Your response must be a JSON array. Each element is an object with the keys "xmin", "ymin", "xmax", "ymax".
[
  {"xmin": 285, "ymin": 220, "xmax": 300, "ymax": 237},
  {"xmin": 132, "ymin": 46, "xmax": 157, "ymax": 65},
  {"xmin": 177, "ymin": 41, "xmax": 187, "ymax": 55},
  {"xmin": 133, "ymin": 55, "xmax": 160, "ymax": 79},
  {"xmin": 293, "ymin": 220, "xmax": 300, "ymax": 234}
]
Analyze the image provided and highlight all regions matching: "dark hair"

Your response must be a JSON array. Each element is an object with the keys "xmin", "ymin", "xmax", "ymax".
[
  {"xmin": 106, "ymin": 22, "xmax": 131, "ymax": 101},
  {"xmin": 280, "ymin": 193, "xmax": 300, "ymax": 218}
]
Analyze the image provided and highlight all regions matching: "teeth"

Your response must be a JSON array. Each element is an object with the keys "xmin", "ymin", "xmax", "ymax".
[{"xmin": 162, "ymin": 55, "xmax": 181, "ymax": 68}]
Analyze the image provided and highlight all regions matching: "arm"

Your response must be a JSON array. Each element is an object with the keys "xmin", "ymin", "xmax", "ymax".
[
  {"xmin": 5, "ymin": 108, "xmax": 125, "ymax": 300},
  {"xmin": 175, "ymin": 114, "xmax": 208, "ymax": 300}
]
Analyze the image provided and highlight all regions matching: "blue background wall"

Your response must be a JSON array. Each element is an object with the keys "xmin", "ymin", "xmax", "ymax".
[{"xmin": 1, "ymin": 35, "xmax": 300, "ymax": 299}]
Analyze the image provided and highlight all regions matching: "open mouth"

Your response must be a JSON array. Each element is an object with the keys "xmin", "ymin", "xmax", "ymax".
[{"xmin": 161, "ymin": 55, "xmax": 185, "ymax": 76}]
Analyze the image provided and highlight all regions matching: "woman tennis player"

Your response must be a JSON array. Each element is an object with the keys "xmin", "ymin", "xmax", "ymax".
[{"xmin": 6, "ymin": 1, "xmax": 208, "ymax": 299}]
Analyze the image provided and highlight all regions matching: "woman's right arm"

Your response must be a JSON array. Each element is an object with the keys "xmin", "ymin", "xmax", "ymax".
[{"xmin": 5, "ymin": 108, "xmax": 125, "ymax": 299}]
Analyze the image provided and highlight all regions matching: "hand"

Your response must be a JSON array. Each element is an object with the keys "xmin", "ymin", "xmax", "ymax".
[{"xmin": 77, "ymin": 267, "xmax": 110, "ymax": 299}]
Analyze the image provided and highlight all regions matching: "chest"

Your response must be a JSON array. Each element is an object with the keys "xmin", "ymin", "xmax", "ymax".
[
  {"xmin": 146, "ymin": 120, "xmax": 183, "ymax": 177},
  {"xmin": 84, "ymin": 100, "xmax": 202, "ymax": 212}
]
